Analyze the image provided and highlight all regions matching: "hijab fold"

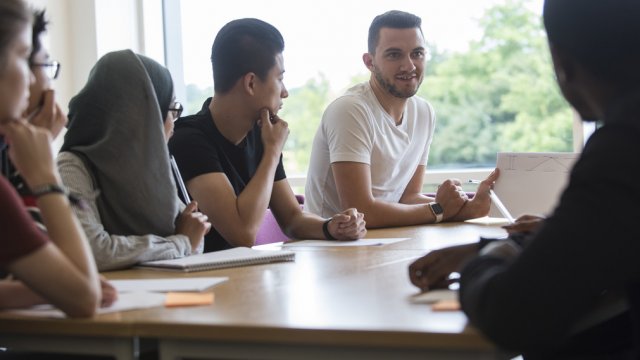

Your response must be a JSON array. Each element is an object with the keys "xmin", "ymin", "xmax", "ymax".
[{"xmin": 61, "ymin": 49, "xmax": 178, "ymax": 237}]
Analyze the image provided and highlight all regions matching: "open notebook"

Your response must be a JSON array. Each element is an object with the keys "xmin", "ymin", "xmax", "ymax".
[{"xmin": 138, "ymin": 247, "xmax": 295, "ymax": 272}]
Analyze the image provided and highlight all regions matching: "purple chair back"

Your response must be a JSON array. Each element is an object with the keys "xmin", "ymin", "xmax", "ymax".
[{"xmin": 255, "ymin": 195, "xmax": 305, "ymax": 246}]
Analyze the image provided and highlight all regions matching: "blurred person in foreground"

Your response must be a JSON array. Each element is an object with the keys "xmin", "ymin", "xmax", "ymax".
[{"xmin": 409, "ymin": 1, "xmax": 640, "ymax": 358}]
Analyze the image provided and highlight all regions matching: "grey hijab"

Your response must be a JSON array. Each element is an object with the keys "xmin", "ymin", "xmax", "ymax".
[{"xmin": 61, "ymin": 49, "xmax": 178, "ymax": 237}]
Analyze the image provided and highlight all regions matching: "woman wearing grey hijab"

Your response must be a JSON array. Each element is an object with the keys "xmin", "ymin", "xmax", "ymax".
[{"xmin": 57, "ymin": 50, "xmax": 210, "ymax": 271}]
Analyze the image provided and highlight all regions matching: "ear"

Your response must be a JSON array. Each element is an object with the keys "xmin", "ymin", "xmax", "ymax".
[
  {"xmin": 242, "ymin": 72, "xmax": 257, "ymax": 96},
  {"xmin": 362, "ymin": 53, "xmax": 374, "ymax": 71}
]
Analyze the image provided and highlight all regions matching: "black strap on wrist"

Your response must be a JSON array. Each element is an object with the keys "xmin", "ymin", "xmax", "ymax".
[
  {"xmin": 30, "ymin": 183, "xmax": 85, "ymax": 209},
  {"xmin": 322, "ymin": 219, "xmax": 336, "ymax": 240},
  {"xmin": 31, "ymin": 183, "xmax": 66, "ymax": 197}
]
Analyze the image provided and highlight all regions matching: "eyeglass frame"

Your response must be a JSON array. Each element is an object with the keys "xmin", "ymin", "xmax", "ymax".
[
  {"xmin": 168, "ymin": 102, "xmax": 183, "ymax": 121},
  {"xmin": 30, "ymin": 60, "xmax": 60, "ymax": 80}
]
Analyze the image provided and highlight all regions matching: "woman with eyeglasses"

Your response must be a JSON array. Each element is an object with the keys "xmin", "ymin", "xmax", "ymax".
[
  {"xmin": 0, "ymin": 5, "xmax": 118, "ymax": 314},
  {"xmin": 26, "ymin": 9, "xmax": 66, "ymax": 139},
  {"xmin": 2, "ymin": 9, "xmax": 66, "ymax": 176},
  {"xmin": 57, "ymin": 49, "xmax": 210, "ymax": 271},
  {"xmin": 1, "ymin": 8, "xmax": 66, "ymax": 177},
  {"xmin": 2, "ymin": 9, "xmax": 68, "ymax": 228},
  {"xmin": 0, "ymin": 0, "xmax": 103, "ymax": 317}
]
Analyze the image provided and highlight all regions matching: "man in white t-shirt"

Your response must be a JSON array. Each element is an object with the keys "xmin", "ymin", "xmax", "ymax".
[{"xmin": 306, "ymin": 10, "xmax": 497, "ymax": 228}]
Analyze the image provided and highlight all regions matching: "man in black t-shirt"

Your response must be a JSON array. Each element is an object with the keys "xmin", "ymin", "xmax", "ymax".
[{"xmin": 169, "ymin": 18, "xmax": 367, "ymax": 252}]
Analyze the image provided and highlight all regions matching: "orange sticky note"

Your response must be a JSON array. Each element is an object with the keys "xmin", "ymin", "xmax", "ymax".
[
  {"xmin": 431, "ymin": 299, "xmax": 460, "ymax": 312},
  {"xmin": 164, "ymin": 292, "xmax": 214, "ymax": 307}
]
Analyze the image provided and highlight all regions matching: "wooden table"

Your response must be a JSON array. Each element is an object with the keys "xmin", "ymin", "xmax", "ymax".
[
  {"xmin": 0, "ymin": 313, "xmax": 141, "ymax": 359},
  {"xmin": 0, "ymin": 222, "xmax": 509, "ymax": 360},
  {"xmin": 120, "ymin": 222, "xmax": 507, "ymax": 359}
]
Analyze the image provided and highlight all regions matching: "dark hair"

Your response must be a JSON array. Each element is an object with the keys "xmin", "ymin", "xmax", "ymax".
[
  {"xmin": 543, "ymin": 0, "xmax": 640, "ymax": 86},
  {"xmin": 368, "ymin": 10, "xmax": 422, "ymax": 54},
  {"xmin": 0, "ymin": 0, "xmax": 31, "ymax": 70},
  {"xmin": 210, "ymin": 18, "xmax": 284, "ymax": 94},
  {"xmin": 30, "ymin": 9, "xmax": 48, "ymax": 64}
]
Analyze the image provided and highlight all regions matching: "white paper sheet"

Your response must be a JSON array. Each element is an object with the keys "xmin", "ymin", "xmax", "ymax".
[
  {"xmin": 464, "ymin": 216, "xmax": 511, "ymax": 226},
  {"xmin": 410, "ymin": 290, "xmax": 458, "ymax": 304},
  {"xmin": 490, "ymin": 152, "xmax": 579, "ymax": 218},
  {"xmin": 110, "ymin": 277, "xmax": 228, "ymax": 293},
  {"xmin": 282, "ymin": 238, "xmax": 410, "ymax": 247},
  {"xmin": 3, "ymin": 292, "xmax": 166, "ymax": 318}
]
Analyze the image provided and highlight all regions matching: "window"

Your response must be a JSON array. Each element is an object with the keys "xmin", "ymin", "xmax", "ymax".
[{"xmin": 163, "ymin": 0, "xmax": 573, "ymax": 191}]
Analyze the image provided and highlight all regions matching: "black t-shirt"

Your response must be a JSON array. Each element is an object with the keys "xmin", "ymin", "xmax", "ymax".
[{"xmin": 168, "ymin": 98, "xmax": 286, "ymax": 252}]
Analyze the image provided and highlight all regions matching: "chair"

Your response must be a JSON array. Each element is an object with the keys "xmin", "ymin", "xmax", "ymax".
[{"xmin": 254, "ymin": 195, "xmax": 305, "ymax": 246}]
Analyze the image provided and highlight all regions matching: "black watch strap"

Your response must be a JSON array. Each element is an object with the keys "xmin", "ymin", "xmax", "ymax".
[{"xmin": 323, "ymin": 219, "xmax": 336, "ymax": 240}]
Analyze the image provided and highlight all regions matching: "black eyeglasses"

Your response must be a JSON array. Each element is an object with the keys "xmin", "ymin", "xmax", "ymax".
[
  {"xmin": 168, "ymin": 102, "xmax": 183, "ymax": 121},
  {"xmin": 30, "ymin": 60, "xmax": 60, "ymax": 80}
]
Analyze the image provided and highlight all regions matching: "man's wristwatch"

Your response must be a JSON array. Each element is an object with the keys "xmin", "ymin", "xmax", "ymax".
[{"xmin": 428, "ymin": 202, "xmax": 444, "ymax": 223}]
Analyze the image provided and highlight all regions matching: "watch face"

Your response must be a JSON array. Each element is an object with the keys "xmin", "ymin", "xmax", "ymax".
[{"xmin": 431, "ymin": 203, "xmax": 444, "ymax": 214}]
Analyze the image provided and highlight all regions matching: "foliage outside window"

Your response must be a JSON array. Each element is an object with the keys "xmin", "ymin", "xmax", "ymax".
[
  {"xmin": 183, "ymin": 0, "xmax": 572, "ymax": 176},
  {"xmin": 420, "ymin": 1, "xmax": 572, "ymax": 169}
]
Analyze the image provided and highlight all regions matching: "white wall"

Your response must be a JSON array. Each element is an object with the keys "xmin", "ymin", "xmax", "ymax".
[
  {"xmin": 27, "ymin": 0, "xmax": 152, "ymax": 114},
  {"xmin": 27, "ymin": 0, "xmax": 163, "ymax": 149}
]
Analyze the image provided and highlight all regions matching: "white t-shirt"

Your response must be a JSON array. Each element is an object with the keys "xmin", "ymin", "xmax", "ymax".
[{"xmin": 305, "ymin": 82, "xmax": 436, "ymax": 217}]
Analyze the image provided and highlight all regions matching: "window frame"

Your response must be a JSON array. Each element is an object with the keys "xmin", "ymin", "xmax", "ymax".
[{"xmin": 158, "ymin": 0, "xmax": 589, "ymax": 191}]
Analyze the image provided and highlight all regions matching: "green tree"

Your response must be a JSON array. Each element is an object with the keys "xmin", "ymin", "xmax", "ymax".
[
  {"xmin": 279, "ymin": 74, "xmax": 333, "ymax": 175},
  {"xmin": 185, "ymin": 84, "xmax": 212, "ymax": 115},
  {"xmin": 182, "ymin": 0, "xmax": 572, "ymax": 175},
  {"xmin": 420, "ymin": 0, "xmax": 572, "ymax": 168}
]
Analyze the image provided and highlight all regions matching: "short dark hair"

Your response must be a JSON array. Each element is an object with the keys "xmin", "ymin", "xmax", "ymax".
[
  {"xmin": 543, "ymin": 0, "xmax": 640, "ymax": 86},
  {"xmin": 368, "ymin": 10, "xmax": 422, "ymax": 54},
  {"xmin": 30, "ymin": 9, "xmax": 48, "ymax": 64},
  {"xmin": 0, "ymin": 0, "xmax": 31, "ymax": 70},
  {"xmin": 210, "ymin": 18, "xmax": 284, "ymax": 94}
]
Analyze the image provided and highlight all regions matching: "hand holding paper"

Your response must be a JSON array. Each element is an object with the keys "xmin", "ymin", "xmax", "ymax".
[
  {"xmin": 448, "ymin": 170, "xmax": 499, "ymax": 221},
  {"xmin": 467, "ymin": 171, "xmax": 514, "ymax": 223}
]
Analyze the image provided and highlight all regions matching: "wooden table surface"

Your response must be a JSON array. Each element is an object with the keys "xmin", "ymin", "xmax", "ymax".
[{"xmin": 0, "ymin": 221, "xmax": 509, "ymax": 359}]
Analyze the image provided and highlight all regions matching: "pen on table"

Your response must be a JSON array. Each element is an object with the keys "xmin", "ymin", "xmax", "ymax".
[
  {"xmin": 467, "ymin": 179, "xmax": 515, "ymax": 223},
  {"xmin": 170, "ymin": 155, "xmax": 191, "ymax": 204}
]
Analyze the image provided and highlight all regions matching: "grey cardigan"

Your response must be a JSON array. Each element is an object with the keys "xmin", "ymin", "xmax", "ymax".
[{"xmin": 57, "ymin": 151, "xmax": 191, "ymax": 271}]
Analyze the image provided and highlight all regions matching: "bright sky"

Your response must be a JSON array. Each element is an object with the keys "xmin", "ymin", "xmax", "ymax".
[{"xmin": 179, "ymin": 0, "xmax": 543, "ymax": 91}]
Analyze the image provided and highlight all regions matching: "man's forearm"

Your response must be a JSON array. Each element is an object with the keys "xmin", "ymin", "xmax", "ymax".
[
  {"xmin": 235, "ymin": 153, "xmax": 280, "ymax": 226},
  {"xmin": 284, "ymin": 212, "xmax": 325, "ymax": 239},
  {"xmin": 0, "ymin": 281, "xmax": 46, "ymax": 309},
  {"xmin": 399, "ymin": 192, "xmax": 434, "ymax": 205},
  {"xmin": 350, "ymin": 200, "xmax": 436, "ymax": 228}
]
